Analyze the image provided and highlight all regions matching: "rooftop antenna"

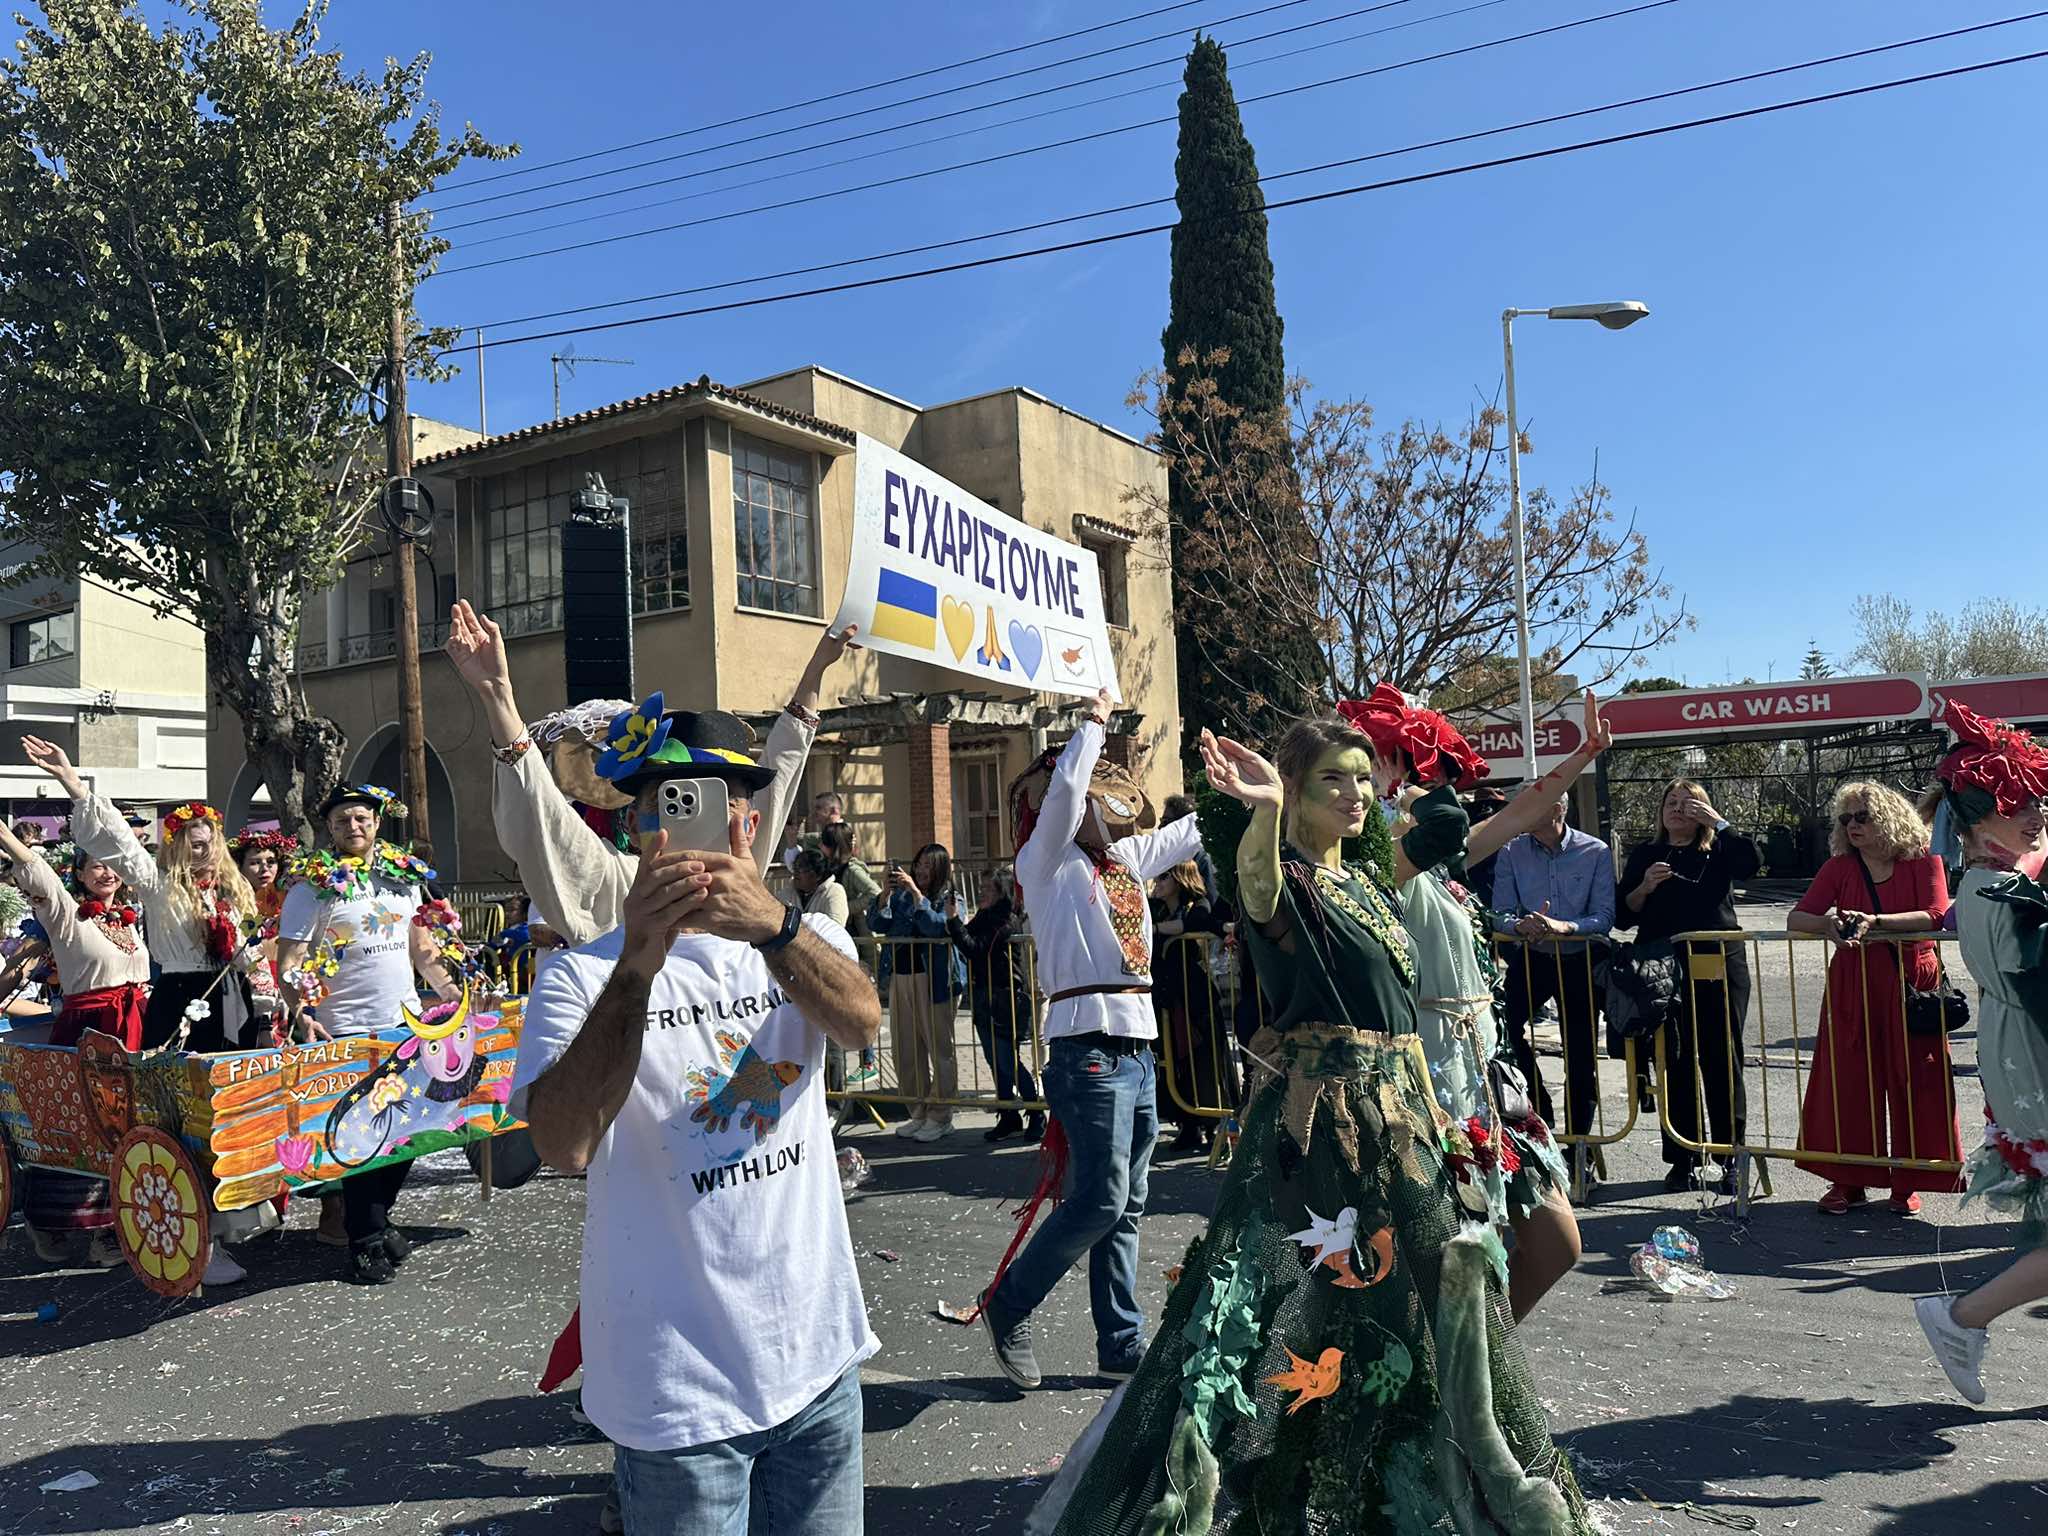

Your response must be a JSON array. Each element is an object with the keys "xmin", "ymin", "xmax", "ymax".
[{"xmin": 550, "ymin": 341, "xmax": 635, "ymax": 421}]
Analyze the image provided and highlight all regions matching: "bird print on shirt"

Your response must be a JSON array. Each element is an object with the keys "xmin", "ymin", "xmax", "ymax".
[{"xmin": 686, "ymin": 1031, "xmax": 803, "ymax": 1142}]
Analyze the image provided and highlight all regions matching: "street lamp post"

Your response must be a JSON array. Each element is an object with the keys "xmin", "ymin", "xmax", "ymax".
[{"xmin": 1500, "ymin": 300, "xmax": 1648, "ymax": 779}]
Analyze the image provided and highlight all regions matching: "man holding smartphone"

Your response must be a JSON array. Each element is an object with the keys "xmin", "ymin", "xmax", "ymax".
[{"xmin": 511, "ymin": 703, "xmax": 883, "ymax": 1535}]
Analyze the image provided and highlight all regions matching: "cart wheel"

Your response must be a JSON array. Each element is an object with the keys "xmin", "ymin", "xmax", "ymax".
[{"xmin": 111, "ymin": 1127, "xmax": 210, "ymax": 1297}]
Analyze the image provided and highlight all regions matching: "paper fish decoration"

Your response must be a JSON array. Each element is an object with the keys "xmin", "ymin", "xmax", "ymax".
[
  {"xmin": 1265, "ymin": 1345, "xmax": 1343, "ymax": 1415},
  {"xmin": 1323, "ymin": 1250, "xmax": 1368, "ymax": 1289},
  {"xmin": 1288, "ymin": 1205, "xmax": 1358, "ymax": 1268}
]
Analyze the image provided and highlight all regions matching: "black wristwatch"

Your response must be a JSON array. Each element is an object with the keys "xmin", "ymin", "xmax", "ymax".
[{"xmin": 754, "ymin": 904, "xmax": 803, "ymax": 954}]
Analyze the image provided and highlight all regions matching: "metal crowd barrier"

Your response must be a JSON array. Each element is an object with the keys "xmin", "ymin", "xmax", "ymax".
[
  {"xmin": 826, "ymin": 921, "xmax": 1977, "ymax": 1214},
  {"xmin": 1659, "ymin": 928, "xmax": 1968, "ymax": 1216}
]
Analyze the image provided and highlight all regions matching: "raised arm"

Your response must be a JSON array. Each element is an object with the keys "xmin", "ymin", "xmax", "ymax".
[
  {"xmin": 7, "ymin": 848, "xmax": 82, "ymax": 953},
  {"xmin": 1018, "ymin": 690, "xmax": 1111, "ymax": 881},
  {"xmin": 1118, "ymin": 808, "xmax": 1205, "ymax": 883},
  {"xmin": 753, "ymin": 626, "xmax": 860, "ymax": 879},
  {"xmin": 1199, "ymin": 729, "xmax": 1286, "ymax": 929},
  {"xmin": 1465, "ymin": 691, "xmax": 1615, "ymax": 867},
  {"xmin": 23, "ymin": 736, "xmax": 162, "ymax": 897}
]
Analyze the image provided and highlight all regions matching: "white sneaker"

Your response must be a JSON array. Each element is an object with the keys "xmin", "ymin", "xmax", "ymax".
[
  {"xmin": 85, "ymin": 1231, "xmax": 125, "ymax": 1268},
  {"xmin": 913, "ymin": 1119, "xmax": 953, "ymax": 1143},
  {"xmin": 202, "ymin": 1248, "xmax": 248, "ymax": 1287},
  {"xmin": 893, "ymin": 1117, "xmax": 927, "ymax": 1140},
  {"xmin": 1915, "ymin": 1294, "xmax": 1988, "ymax": 1405}
]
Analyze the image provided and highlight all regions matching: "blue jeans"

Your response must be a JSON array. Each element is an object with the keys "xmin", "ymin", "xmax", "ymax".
[
  {"xmin": 970, "ymin": 987, "xmax": 1039, "ymax": 1103},
  {"xmin": 990, "ymin": 1037, "xmax": 1157, "ymax": 1362},
  {"xmin": 612, "ymin": 1367, "xmax": 863, "ymax": 1536}
]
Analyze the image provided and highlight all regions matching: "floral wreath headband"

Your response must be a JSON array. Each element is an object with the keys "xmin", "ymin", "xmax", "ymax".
[
  {"xmin": 1937, "ymin": 697, "xmax": 2048, "ymax": 825},
  {"xmin": 1337, "ymin": 683, "xmax": 1491, "ymax": 790},
  {"xmin": 161, "ymin": 802, "xmax": 223, "ymax": 840},
  {"xmin": 230, "ymin": 826, "xmax": 299, "ymax": 857}
]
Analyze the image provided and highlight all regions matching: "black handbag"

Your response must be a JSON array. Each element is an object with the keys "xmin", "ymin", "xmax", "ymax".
[
  {"xmin": 1604, "ymin": 937, "xmax": 1681, "ymax": 1052},
  {"xmin": 1852, "ymin": 854, "xmax": 1970, "ymax": 1037}
]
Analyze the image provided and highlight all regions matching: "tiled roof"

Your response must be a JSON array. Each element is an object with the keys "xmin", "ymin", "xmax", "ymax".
[{"xmin": 415, "ymin": 375, "xmax": 856, "ymax": 468}]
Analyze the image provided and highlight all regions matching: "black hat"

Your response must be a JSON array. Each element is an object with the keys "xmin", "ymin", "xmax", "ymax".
[
  {"xmin": 318, "ymin": 783, "xmax": 408, "ymax": 821},
  {"xmin": 597, "ymin": 693, "xmax": 775, "ymax": 797}
]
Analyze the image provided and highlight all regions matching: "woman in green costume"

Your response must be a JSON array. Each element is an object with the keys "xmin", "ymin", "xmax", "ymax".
[
  {"xmin": 1914, "ymin": 698, "xmax": 2048, "ymax": 1405},
  {"xmin": 1041, "ymin": 713, "xmax": 1593, "ymax": 1536}
]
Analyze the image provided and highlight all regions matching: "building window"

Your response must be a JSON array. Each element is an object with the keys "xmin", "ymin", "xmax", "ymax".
[
  {"xmin": 731, "ymin": 431, "xmax": 818, "ymax": 616},
  {"xmin": 480, "ymin": 464, "xmax": 565, "ymax": 637},
  {"xmin": 1080, "ymin": 534, "xmax": 1130, "ymax": 629},
  {"xmin": 617, "ymin": 437, "xmax": 687, "ymax": 616},
  {"xmin": 952, "ymin": 756, "xmax": 1006, "ymax": 865},
  {"xmin": 10, "ymin": 610, "xmax": 74, "ymax": 668}
]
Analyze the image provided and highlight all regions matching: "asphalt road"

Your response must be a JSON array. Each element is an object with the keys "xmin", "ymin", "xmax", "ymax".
[{"xmin": 2, "ymin": 901, "xmax": 2043, "ymax": 1534}]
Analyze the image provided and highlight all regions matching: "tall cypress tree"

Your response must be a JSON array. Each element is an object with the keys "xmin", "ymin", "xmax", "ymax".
[{"xmin": 1161, "ymin": 34, "xmax": 1322, "ymax": 750}]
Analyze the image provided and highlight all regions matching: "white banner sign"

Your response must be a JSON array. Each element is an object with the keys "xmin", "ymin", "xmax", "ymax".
[{"xmin": 831, "ymin": 434, "xmax": 1123, "ymax": 701}]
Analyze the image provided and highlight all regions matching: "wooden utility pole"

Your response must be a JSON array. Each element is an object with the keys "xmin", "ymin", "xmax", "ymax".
[{"xmin": 384, "ymin": 199, "xmax": 431, "ymax": 853}]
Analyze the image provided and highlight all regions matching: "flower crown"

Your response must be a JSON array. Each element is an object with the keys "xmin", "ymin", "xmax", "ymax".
[
  {"xmin": 230, "ymin": 826, "xmax": 299, "ymax": 857},
  {"xmin": 162, "ymin": 802, "xmax": 223, "ymax": 840}
]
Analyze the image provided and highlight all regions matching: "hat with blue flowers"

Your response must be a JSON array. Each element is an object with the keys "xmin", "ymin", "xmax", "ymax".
[{"xmin": 597, "ymin": 692, "xmax": 775, "ymax": 796}]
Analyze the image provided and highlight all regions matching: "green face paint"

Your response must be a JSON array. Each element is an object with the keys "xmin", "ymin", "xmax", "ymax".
[{"xmin": 1291, "ymin": 745, "xmax": 1374, "ymax": 853}]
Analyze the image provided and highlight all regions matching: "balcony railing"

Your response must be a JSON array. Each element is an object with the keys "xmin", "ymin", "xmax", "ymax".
[{"xmin": 294, "ymin": 619, "xmax": 450, "ymax": 673}]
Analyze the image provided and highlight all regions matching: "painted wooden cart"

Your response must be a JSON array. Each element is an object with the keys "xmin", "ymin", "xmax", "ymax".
[{"xmin": 0, "ymin": 993, "xmax": 524, "ymax": 1296}]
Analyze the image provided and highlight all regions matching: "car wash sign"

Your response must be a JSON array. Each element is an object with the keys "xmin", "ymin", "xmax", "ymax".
[
  {"xmin": 1599, "ymin": 675, "xmax": 1929, "ymax": 742},
  {"xmin": 833, "ymin": 434, "xmax": 1123, "ymax": 701}
]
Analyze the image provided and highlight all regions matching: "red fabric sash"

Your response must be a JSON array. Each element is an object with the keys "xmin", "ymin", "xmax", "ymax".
[{"xmin": 53, "ymin": 983, "xmax": 147, "ymax": 1050}]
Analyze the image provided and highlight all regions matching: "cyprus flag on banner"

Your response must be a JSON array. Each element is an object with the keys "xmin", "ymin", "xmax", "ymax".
[{"xmin": 831, "ymin": 434, "xmax": 1124, "ymax": 702}]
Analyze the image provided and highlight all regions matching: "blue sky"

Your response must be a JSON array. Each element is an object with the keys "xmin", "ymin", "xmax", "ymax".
[{"xmin": 251, "ymin": 4, "xmax": 2047, "ymax": 679}]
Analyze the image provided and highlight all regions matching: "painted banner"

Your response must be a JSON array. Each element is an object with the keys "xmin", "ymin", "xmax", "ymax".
[
  {"xmin": 831, "ymin": 433, "xmax": 1123, "ymax": 701},
  {"xmin": 206, "ymin": 1001, "xmax": 523, "ymax": 1211}
]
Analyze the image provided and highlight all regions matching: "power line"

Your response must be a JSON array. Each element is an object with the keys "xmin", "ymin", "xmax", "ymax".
[
  {"xmin": 428, "ymin": 0, "xmax": 1324, "ymax": 209},
  {"xmin": 433, "ymin": 0, "xmax": 1678, "ymax": 277},
  {"xmin": 450, "ymin": 13, "xmax": 2046, "ymax": 336},
  {"xmin": 439, "ymin": 46, "xmax": 2048, "ymax": 359},
  {"xmin": 439, "ymin": 0, "xmax": 1495, "ymax": 240}
]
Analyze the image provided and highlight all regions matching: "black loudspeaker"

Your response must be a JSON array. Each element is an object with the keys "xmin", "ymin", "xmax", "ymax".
[{"xmin": 561, "ymin": 505, "xmax": 634, "ymax": 704}]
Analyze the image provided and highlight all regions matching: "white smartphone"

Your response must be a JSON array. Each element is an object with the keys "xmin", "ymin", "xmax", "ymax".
[{"xmin": 657, "ymin": 777, "xmax": 730, "ymax": 851}]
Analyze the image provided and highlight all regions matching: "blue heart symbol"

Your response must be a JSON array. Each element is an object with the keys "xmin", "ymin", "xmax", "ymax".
[{"xmin": 1008, "ymin": 621, "xmax": 1044, "ymax": 680}]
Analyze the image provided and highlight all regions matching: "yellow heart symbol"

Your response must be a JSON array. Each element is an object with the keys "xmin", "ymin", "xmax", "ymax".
[{"xmin": 941, "ymin": 596, "xmax": 975, "ymax": 660}]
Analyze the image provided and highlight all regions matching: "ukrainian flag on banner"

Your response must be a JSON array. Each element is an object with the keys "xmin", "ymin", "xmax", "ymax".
[{"xmin": 870, "ymin": 567, "xmax": 937, "ymax": 648}]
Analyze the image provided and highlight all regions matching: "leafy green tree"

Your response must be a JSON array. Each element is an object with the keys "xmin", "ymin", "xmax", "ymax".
[
  {"xmin": 1799, "ymin": 642, "xmax": 1832, "ymax": 680},
  {"xmin": 0, "ymin": 0, "xmax": 509, "ymax": 837},
  {"xmin": 1157, "ymin": 34, "xmax": 1321, "ymax": 751},
  {"xmin": 1849, "ymin": 594, "xmax": 2048, "ymax": 679}
]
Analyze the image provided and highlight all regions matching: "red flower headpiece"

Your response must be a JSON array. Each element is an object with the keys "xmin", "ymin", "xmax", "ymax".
[
  {"xmin": 1937, "ymin": 697, "xmax": 2048, "ymax": 819},
  {"xmin": 1336, "ymin": 684, "xmax": 1490, "ymax": 790},
  {"xmin": 229, "ymin": 825, "xmax": 299, "ymax": 857},
  {"xmin": 162, "ymin": 801, "xmax": 223, "ymax": 840}
]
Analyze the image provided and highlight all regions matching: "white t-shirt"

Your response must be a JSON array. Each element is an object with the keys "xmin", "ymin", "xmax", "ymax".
[
  {"xmin": 278, "ymin": 875, "xmax": 426, "ymax": 1038},
  {"xmin": 508, "ymin": 917, "xmax": 878, "ymax": 1453}
]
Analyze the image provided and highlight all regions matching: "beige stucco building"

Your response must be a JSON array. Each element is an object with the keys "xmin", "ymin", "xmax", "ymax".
[
  {"xmin": 0, "ymin": 544, "xmax": 210, "ymax": 826},
  {"xmin": 207, "ymin": 367, "xmax": 1182, "ymax": 886}
]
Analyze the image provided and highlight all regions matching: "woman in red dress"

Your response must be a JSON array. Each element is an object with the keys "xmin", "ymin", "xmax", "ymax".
[{"xmin": 1791, "ymin": 782, "xmax": 1961, "ymax": 1214}]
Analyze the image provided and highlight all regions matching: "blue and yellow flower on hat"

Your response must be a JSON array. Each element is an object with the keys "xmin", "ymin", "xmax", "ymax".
[{"xmin": 597, "ymin": 693, "xmax": 675, "ymax": 783}]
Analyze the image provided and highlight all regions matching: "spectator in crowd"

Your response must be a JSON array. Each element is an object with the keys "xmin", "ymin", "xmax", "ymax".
[
  {"xmin": 1616, "ymin": 779, "xmax": 1760, "ymax": 1194},
  {"xmin": 1463, "ymin": 784, "xmax": 1510, "ymax": 907},
  {"xmin": 1492, "ymin": 794, "xmax": 1617, "ymax": 1148},
  {"xmin": 949, "ymin": 863, "xmax": 1043, "ymax": 1144},
  {"xmin": 870, "ymin": 843, "xmax": 967, "ymax": 1142},
  {"xmin": 817, "ymin": 821, "xmax": 880, "ymax": 930},
  {"xmin": 1160, "ymin": 794, "xmax": 1219, "ymax": 906},
  {"xmin": 510, "ymin": 715, "xmax": 882, "ymax": 1535},
  {"xmin": 790, "ymin": 846, "xmax": 849, "ymax": 929},
  {"xmin": 1790, "ymin": 782, "xmax": 1960, "ymax": 1216},
  {"xmin": 1150, "ymin": 860, "xmax": 1233, "ymax": 1156},
  {"xmin": 11, "ymin": 819, "xmax": 45, "ymax": 848}
]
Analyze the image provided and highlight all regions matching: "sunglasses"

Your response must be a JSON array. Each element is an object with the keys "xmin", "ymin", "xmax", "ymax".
[{"xmin": 1837, "ymin": 810, "xmax": 1873, "ymax": 828}]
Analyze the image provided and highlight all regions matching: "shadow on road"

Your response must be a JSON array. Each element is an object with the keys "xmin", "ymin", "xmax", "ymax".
[
  {"xmin": 0, "ymin": 1392, "xmax": 605, "ymax": 1533},
  {"xmin": 1869, "ymin": 1477, "xmax": 2048, "ymax": 1534},
  {"xmin": 844, "ymin": 1130, "xmax": 1224, "ymax": 1222},
  {"xmin": 1565, "ymin": 1391, "xmax": 2048, "ymax": 1511}
]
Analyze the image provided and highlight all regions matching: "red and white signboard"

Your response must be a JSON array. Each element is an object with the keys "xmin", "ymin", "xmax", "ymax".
[
  {"xmin": 1931, "ymin": 675, "xmax": 2048, "ymax": 727},
  {"xmin": 1467, "ymin": 715, "xmax": 1584, "ymax": 780},
  {"xmin": 1598, "ymin": 675, "xmax": 1929, "ymax": 743}
]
